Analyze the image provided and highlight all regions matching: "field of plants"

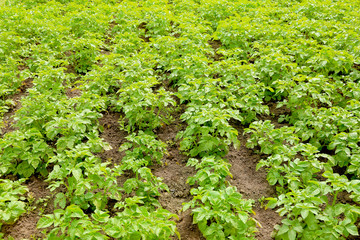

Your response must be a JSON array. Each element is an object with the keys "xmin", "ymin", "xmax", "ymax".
[{"xmin": 1, "ymin": 0, "xmax": 360, "ymax": 239}]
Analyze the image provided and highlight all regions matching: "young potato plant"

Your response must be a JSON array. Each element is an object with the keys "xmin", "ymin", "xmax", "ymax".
[
  {"xmin": 347, "ymin": 146, "xmax": 360, "ymax": 178},
  {"xmin": 138, "ymin": 1, "xmax": 174, "ymax": 39},
  {"xmin": 177, "ymin": 74, "xmax": 269, "ymax": 124},
  {"xmin": 104, "ymin": 197, "xmax": 180, "ymax": 239},
  {"xmin": 177, "ymin": 104, "xmax": 241, "ymax": 157},
  {"xmin": 184, "ymin": 186, "xmax": 257, "ymax": 240},
  {"xmin": 186, "ymin": 156, "xmax": 232, "ymax": 189},
  {"xmin": 42, "ymin": 142, "xmax": 178, "ymax": 239},
  {"xmin": 274, "ymin": 75, "xmax": 346, "ymax": 109},
  {"xmin": 81, "ymin": 60, "xmax": 122, "ymax": 96},
  {"xmin": 119, "ymin": 131, "xmax": 168, "ymax": 169},
  {"xmin": 209, "ymin": 61, "xmax": 270, "ymax": 123},
  {"xmin": 267, "ymin": 173, "xmax": 360, "ymax": 240},
  {"xmin": 115, "ymin": 80, "xmax": 176, "ymax": 131},
  {"xmin": 0, "ymin": 179, "xmax": 28, "ymax": 226},
  {"xmin": 306, "ymin": 47, "xmax": 354, "ymax": 76},
  {"xmin": 252, "ymin": 135, "xmax": 360, "ymax": 239},
  {"xmin": 67, "ymin": 5, "xmax": 111, "ymax": 38},
  {"xmin": 44, "ymin": 109, "xmax": 102, "ymax": 151},
  {"xmin": 328, "ymin": 131, "xmax": 360, "ymax": 168},
  {"xmin": 0, "ymin": 60, "xmax": 26, "ymax": 118},
  {"xmin": 183, "ymin": 156, "xmax": 258, "ymax": 239},
  {"xmin": 122, "ymin": 167, "xmax": 169, "ymax": 208},
  {"xmin": 290, "ymin": 107, "xmax": 359, "ymax": 149},
  {"xmin": 47, "ymin": 142, "xmax": 116, "ymax": 211},
  {"xmin": 245, "ymin": 120, "xmax": 300, "ymax": 155},
  {"xmin": 38, "ymin": 205, "xmax": 108, "ymax": 240},
  {"xmin": 62, "ymin": 37, "xmax": 103, "ymax": 74},
  {"xmin": 256, "ymin": 143, "xmax": 331, "ymax": 188},
  {"xmin": 0, "ymin": 129, "xmax": 54, "ymax": 177},
  {"xmin": 119, "ymin": 131, "xmax": 170, "ymax": 207}
]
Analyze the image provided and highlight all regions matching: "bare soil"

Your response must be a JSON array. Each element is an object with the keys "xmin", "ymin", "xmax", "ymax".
[
  {"xmin": 208, "ymin": 39, "xmax": 224, "ymax": 61},
  {"xmin": 65, "ymin": 87, "xmax": 82, "ymax": 98},
  {"xmin": 227, "ymin": 130, "xmax": 282, "ymax": 240},
  {"xmin": 97, "ymin": 111, "xmax": 127, "ymax": 165},
  {"xmin": 154, "ymin": 120, "xmax": 204, "ymax": 240}
]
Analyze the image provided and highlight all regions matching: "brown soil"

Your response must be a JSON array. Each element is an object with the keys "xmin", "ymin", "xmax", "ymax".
[
  {"xmin": 227, "ymin": 116, "xmax": 285, "ymax": 240},
  {"xmin": 2, "ymin": 211, "xmax": 43, "ymax": 240},
  {"xmin": 153, "ymin": 120, "xmax": 205, "ymax": 240},
  {"xmin": 65, "ymin": 64, "xmax": 76, "ymax": 74},
  {"xmin": 208, "ymin": 39, "xmax": 224, "ymax": 61},
  {"xmin": 227, "ymin": 134, "xmax": 282, "ymax": 240},
  {"xmin": 208, "ymin": 39, "xmax": 222, "ymax": 51},
  {"xmin": 65, "ymin": 87, "xmax": 82, "ymax": 98},
  {"xmin": 100, "ymin": 49, "xmax": 112, "ymax": 55},
  {"xmin": 97, "ymin": 111, "xmax": 127, "ymax": 164},
  {"xmin": 27, "ymin": 176, "xmax": 51, "ymax": 203},
  {"xmin": 153, "ymin": 154, "xmax": 203, "ymax": 240},
  {"xmin": 227, "ymin": 145, "xmax": 275, "ymax": 199},
  {"xmin": 231, "ymin": 104, "xmax": 286, "ymax": 239}
]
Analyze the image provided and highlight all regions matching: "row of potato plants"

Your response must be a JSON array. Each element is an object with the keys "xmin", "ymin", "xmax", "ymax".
[
  {"xmin": 0, "ymin": 61, "xmax": 28, "ymax": 125},
  {"xmin": 0, "ymin": 0, "xmax": 44, "ymax": 232},
  {"xmin": 75, "ymin": 38, "xmax": 181, "ymax": 238}
]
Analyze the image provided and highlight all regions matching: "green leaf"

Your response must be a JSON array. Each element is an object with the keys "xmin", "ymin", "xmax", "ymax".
[
  {"xmin": 37, "ymin": 217, "xmax": 54, "ymax": 228},
  {"xmin": 92, "ymin": 210, "xmax": 109, "ymax": 223},
  {"xmin": 288, "ymin": 229, "xmax": 296, "ymax": 240},
  {"xmin": 277, "ymin": 224, "xmax": 289, "ymax": 236},
  {"xmin": 16, "ymin": 161, "xmax": 34, "ymax": 178},
  {"xmin": 305, "ymin": 213, "xmax": 318, "ymax": 230},
  {"xmin": 54, "ymin": 193, "xmax": 67, "ymax": 209},
  {"xmin": 301, "ymin": 209, "xmax": 309, "ymax": 219},
  {"xmin": 349, "ymin": 132, "xmax": 358, "ymax": 140},
  {"xmin": 237, "ymin": 212, "xmax": 248, "ymax": 224},
  {"xmin": 72, "ymin": 168, "xmax": 82, "ymax": 181},
  {"xmin": 67, "ymin": 205, "xmax": 85, "ymax": 218},
  {"xmin": 123, "ymin": 178, "xmax": 138, "ymax": 194},
  {"xmin": 266, "ymin": 198, "xmax": 277, "ymax": 209},
  {"xmin": 183, "ymin": 202, "xmax": 192, "ymax": 212},
  {"xmin": 346, "ymin": 224, "xmax": 359, "ymax": 236}
]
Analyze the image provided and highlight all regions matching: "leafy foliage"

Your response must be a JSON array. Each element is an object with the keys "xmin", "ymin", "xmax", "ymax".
[{"xmin": 1, "ymin": 0, "xmax": 360, "ymax": 239}]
